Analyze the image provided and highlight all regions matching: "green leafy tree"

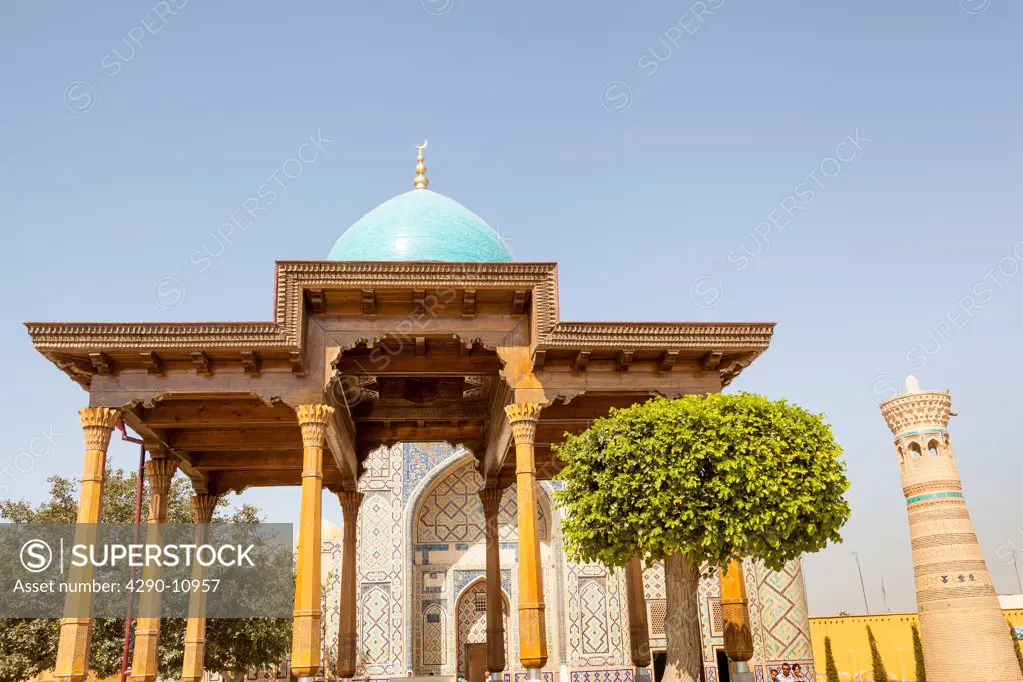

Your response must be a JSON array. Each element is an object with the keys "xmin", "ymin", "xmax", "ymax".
[
  {"xmin": 0, "ymin": 467, "xmax": 291, "ymax": 682},
  {"xmin": 911, "ymin": 624, "xmax": 926, "ymax": 682},
  {"xmin": 555, "ymin": 394, "xmax": 850, "ymax": 682},
  {"xmin": 824, "ymin": 635, "xmax": 840, "ymax": 682},
  {"xmin": 867, "ymin": 625, "xmax": 888, "ymax": 682}
]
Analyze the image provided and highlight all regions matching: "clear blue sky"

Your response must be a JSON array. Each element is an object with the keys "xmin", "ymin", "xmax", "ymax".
[{"xmin": 2, "ymin": 0, "xmax": 1022, "ymax": 617}]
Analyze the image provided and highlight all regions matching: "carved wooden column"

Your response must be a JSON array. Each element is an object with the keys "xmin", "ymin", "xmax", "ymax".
[
  {"xmin": 54, "ymin": 407, "xmax": 120, "ymax": 682},
  {"xmin": 336, "ymin": 490, "xmax": 363, "ymax": 679},
  {"xmin": 504, "ymin": 403, "xmax": 547, "ymax": 678},
  {"xmin": 478, "ymin": 486, "xmax": 507, "ymax": 681},
  {"xmin": 625, "ymin": 556, "xmax": 652, "ymax": 682},
  {"xmin": 181, "ymin": 494, "xmax": 220, "ymax": 682},
  {"xmin": 292, "ymin": 405, "xmax": 333, "ymax": 681},
  {"xmin": 719, "ymin": 559, "xmax": 754, "ymax": 682},
  {"xmin": 130, "ymin": 457, "xmax": 178, "ymax": 682}
]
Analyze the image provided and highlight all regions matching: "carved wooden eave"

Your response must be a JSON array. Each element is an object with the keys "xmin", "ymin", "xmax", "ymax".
[
  {"xmin": 25, "ymin": 261, "xmax": 560, "ymax": 389},
  {"xmin": 25, "ymin": 259, "xmax": 776, "ymax": 490},
  {"xmin": 529, "ymin": 321, "xmax": 774, "ymax": 386}
]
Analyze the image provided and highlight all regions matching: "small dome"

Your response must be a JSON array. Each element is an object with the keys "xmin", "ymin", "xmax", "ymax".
[{"xmin": 328, "ymin": 189, "xmax": 513, "ymax": 262}]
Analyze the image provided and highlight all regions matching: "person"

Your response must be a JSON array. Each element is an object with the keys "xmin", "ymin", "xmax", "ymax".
[
  {"xmin": 792, "ymin": 663, "xmax": 804, "ymax": 680},
  {"xmin": 768, "ymin": 669, "xmax": 779, "ymax": 682},
  {"xmin": 776, "ymin": 663, "xmax": 796, "ymax": 682}
]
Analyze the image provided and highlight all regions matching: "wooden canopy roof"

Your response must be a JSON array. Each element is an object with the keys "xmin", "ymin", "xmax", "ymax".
[{"xmin": 26, "ymin": 261, "xmax": 774, "ymax": 494}]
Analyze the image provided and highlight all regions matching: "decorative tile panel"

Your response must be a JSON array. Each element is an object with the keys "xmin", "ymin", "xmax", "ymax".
[
  {"xmin": 579, "ymin": 576, "xmax": 610, "ymax": 655},
  {"xmin": 566, "ymin": 562, "xmax": 626, "ymax": 667},
  {"xmin": 403, "ymin": 442, "xmax": 454, "ymax": 503},
  {"xmin": 362, "ymin": 583, "xmax": 392, "ymax": 663},
  {"xmin": 422, "ymin": 604, "xmax": 445, "ymax": 667},
  {"xmin": 569, "ymin": 670, "xmax": 633, "ymax": 682}
]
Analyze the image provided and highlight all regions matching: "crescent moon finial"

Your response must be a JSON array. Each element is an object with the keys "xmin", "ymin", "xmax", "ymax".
[{"xmin": 414, "ymin": 139, "xmax": 430, "ymax": 189}]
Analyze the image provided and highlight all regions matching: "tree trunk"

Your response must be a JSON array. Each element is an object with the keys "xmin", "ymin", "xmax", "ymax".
[{"xmin": 663, "ymin": 554, "xmax": 703, "ymax": 682}]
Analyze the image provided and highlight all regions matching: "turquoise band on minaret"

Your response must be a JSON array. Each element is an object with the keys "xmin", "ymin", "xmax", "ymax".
[{"xmin": 906, "ymin": 491, "xmax": 964, "ymax": 505}]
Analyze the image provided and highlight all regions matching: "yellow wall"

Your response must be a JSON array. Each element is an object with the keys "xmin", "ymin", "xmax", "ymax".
[{"xmin": 810, "ymin": 609, "xmax": 1023, "ymax": 682}]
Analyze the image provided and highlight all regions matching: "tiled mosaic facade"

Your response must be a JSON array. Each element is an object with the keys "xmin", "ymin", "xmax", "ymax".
[{"xmin": 310, "ymin": 443, "xmax": 812, "ymax": 681}]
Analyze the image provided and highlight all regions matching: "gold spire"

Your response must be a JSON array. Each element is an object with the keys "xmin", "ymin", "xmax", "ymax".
[{"xmin": 414, "ymin": 140, "xmax": 429, "ymax": 190}]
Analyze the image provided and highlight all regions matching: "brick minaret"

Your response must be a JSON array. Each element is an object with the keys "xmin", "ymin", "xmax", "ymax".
[{"xmin": 880, "ymin": 376, "xmax": 1021, "ymax": 682}]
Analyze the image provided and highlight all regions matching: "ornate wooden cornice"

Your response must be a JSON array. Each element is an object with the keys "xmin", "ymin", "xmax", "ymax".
[
  {"xmin": 537, "ymin": 322, "xmax": 775, "ymax": 351},
  {"xmin": 26, "ymin": 261, "xmax": 559, "ymax": 354},
  {"xmin": 25, "ymin": 259, "xmax": 773, "ymax": 390}
]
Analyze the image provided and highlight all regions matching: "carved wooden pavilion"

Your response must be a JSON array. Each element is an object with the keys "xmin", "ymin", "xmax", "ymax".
[{"xmin": 27, "ymin": 150, "xmax": 774, "ymax": 682}]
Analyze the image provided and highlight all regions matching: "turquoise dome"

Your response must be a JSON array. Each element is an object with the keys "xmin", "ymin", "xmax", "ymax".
[{"xmin": 328, "ymin": 189, "xmax": 514, "ymax": 262}]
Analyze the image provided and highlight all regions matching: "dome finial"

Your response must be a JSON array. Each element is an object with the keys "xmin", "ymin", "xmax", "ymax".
[{"xmin": 414, "ymin": 140, "xmax": 429, "ymax": 190}]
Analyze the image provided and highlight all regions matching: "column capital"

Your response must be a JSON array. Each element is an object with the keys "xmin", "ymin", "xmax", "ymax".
[
  {"xmin": 191, "ymin": 494, "xmax": 220, "ymax": 524},
  {"xmin": 297, "ymin": 404, "xmax": 334, "ymax": 447},
  {"xmin": 337, "ymin": 490, "xmax": 364, "ymax": 523},
  {"xmin": 478, "ymin": 486, "xmax": 504, "ymax": 519},
  {"xmin": 79, "ymin": 407, "xmax": 120, "ymax": 451},
  {"xmin": 146, "ymin": 458, "xmax": 178, "ymax": 495},
  {"xmin": 505, "ymin": 403, "xmax": 542, "ymax": 444}
]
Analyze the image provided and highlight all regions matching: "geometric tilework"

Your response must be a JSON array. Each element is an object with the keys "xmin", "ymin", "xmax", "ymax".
[
  {"xmin": 454, "ymin": 568, "xmax": 513, "ymax": 597},
  {"xmin": 422, "ymin": 603, "xmax": 445, "ymax": 667},
  {"xmin": 579, "ymin": 576, "xmax": 611, "ymax": 655},
  {"xmin": 411, "ymin": 453, "xmax": 559, "ymax": 676},
  {"xmin": 417, "ymin": 461, "xmax": 486, "ymax": 543},
  {"xmin": 416, "ymin": 460, "xmax": 548, "ymax": 544},
  {"xmin": 755, "ymin": 559, "xmax": 813, "ymax": 674},
  {"xmin": 569, "ymin": 670, "xmax": 634, "ymax": 682},
  {"xmin": 357, "ymin": 444, "xmax": 406, "ymax": 677},
  {"xmin": 566, "ymin": 562, "xmax": 626, "ymax": 668},
  {"xmin": 362, "ymin": 583, "xmax": 392, "ymax": 663},
  {"xmin": 404, "ymin": 443, "xmax": 456, "ymax": 504},
  {"xmin": 338, "ymin": 442, "xmax": 814, "ymax": 682}
]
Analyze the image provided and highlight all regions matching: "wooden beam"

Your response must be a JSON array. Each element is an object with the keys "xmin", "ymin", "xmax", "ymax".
[
  {"xmin": 324, "ymin": 385, "xmax": 361, "ymax": 491},
  {"xmin": 334, "ymin": 354, "xmax": 501, "ymax": 376},
  {"xmin": 356, "ymin": 422, "xmax": 485, "ymax": 442},
  {"xmin": 462, "ymin": 289, "xmax": 476, "ymax": 319},
  {"xmin": 209, "ymin": 468, "xmax": 344, "ymax": 492},
  {"xmin": 168, "ymin": 426, "xmax": 302, "ymax": 452},
  {"xmin": 482, "ymin": 381, "xmax": 514, "ymax": 482},
  {"xmin": 415, "ymin": 337, "xmax": 426, "ymax": 358},
  {"xmin": 143, "ymin": 401, "xmax": 297, "ymax": 429},
  {"xmin": 190, "ymin": 450, "xmax": 305, "ymax": 470},
  {"xmin": 541, "ymin": 396, "xmax": 650, "ymax": 420},
  {"xmin": 413, "ymin": 288, "xmax": 426, "ymax": 314},
  {"xmin": 350, "ymin": 401, "xmax": 488, "ymax": 422},
  {"xmin": 120, "ymin": 409, "xmax": 209, "ymax": 492}
]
